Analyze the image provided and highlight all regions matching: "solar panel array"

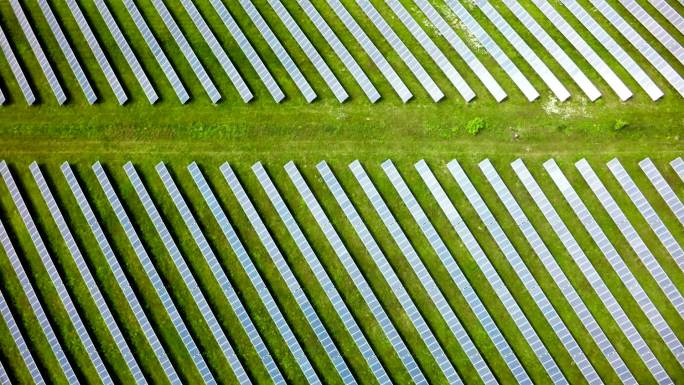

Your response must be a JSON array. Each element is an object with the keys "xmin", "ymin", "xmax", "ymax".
[
  {"xmin": 356, "ymin": 160, "xmax": 496, "ymax": 385},
  {"xmin": 0, "ymin": 285, "xmax": 46, "ymax": 385},
  {"xmin": 123, "ymin": 0, "xmax": 189, "ymax": 103},
  {"xmin": 0, "ymin": 22, "xmax": 35, "ymax": 105},
  {"xmin": 558, "ymin": 0, "xmax": 663, "ymax": 100},
  {"xmin": 30, "ymin": 162, "xmax": 147, "ymax": 385},
  {"xmin": 226, "ymin": 163, "xmax": 355, "ymax": 384},
  {"xmin": 639, "ymin": 158, "xmax": 684, "ymax": 235},
  {"xmin": 474, "ymin": 0, "xmax": 570, "ymax": 101},
  {"xmin": 92, "ymin": 0, "xmax": 157, "ymax": 104},
  {"xmin": 385, "ymin": 0, "xmax": 474, "ymax": 101},
  {"xmin": 448, "ymin": 159, "xmax": 597, "ymax": 385},
  {"xmin": 149, "ymin": 0, "xmax": 220, "ymax": 103},
  {"xmin": 1, "ymin": 157, "xmax": 683, "ymax": 384},
  {"xmin": 238, "ymin": 0, "xmax": 316, "ymax": 103},
  {"xmin": 284, "ymin": 161, "xmax": 429, "ymax": 385},
  {"xmin": 543, "ymin": 159, "xmax": 676, "ymax": 382},
  {"xmin": 356, "ymin": 0, "xmax": 443, "ymax": 102},
  {"xmin": 191, "ymin": 164, "xmax": 322, "ymax": 385},
  {"xmin": 8, "ymin": 0, "xmax": 65, "ymax": 104},
  {"xmin": 619, "ymin": 0, "xmax": 684, "ymax": 66},
  {"xmin": 0, "ymin": 161, "xmax": 114, "ymax": 385},
  {"xmin": 512, "ymin": 158, "xmax": 674, "ymax": 385},
  {"xmin": 324, "ymin": 0, "xmax": 412, "ymax": 102},
  {"xmin": 382, "ymin": 160, "xmax": 532, "ymax": 385},
  {"xmin": 671, "ymin": 157, "xmax": 684, "ymax": 184},
  {"xmin": 298, "ymin": 0, "xmax": 379, "ymax": 102},
  {"xmin": 62, "ymin": 162, "xmax": 183, "ymax": 385},
  {"xmin": 500, "ymin": 0, "xmax": 600, "ymax": 101},
  {"xmin": 0, "ymin": 216, "xmax": 78, "ymax": 385},
  {"xmin": 607, "ymin": 159, "xmax": 684, "ymax": 271},
  {"xmin": 163, "ymin": 163, "xmax": 286, "ymax": 385},
  {"xmin": 0, "ymin": 0, "xmax": 682, "ymax": 104},
  {"xmin": 35, "ymin": 0, "xmax": 97, "ymax": 104},
  {"xmin": 207, "ymin": 0, "xmax": 284, "ymax": 103},
  {"xmin": 319, "ymin": 161, "xmax": 462, "ymax": 385},
  {"xmin": 588, "ymin": 0, "xmax": 684, "ymax": 97},
  {"xmin": 127, "ymin": 162, "xmax": 250, "ymax": 384},
  {"xmin": 93, "ymin": 162, "xmax": 217, "ymax": 385},
  {"xmin": 480, "ymin": 159, "xmax": 637, "ymax": 385},
  {"xmin": 64, "ymin": 0, "xmax": 127, "ymax": 105},
  {"xmin": 415, "ymin": 160, "xmax": 566, "ymax": 385},
  {"xmin": 576, "ymin": 159, "xmax": 684, "ymax": 316},
  {"xmin": 443, "ymin": 0, "xmax": 538, "ymax": 101},
  {"xmin": 253, "ymin": 162, "xmax": 390, "ymax": 384}
]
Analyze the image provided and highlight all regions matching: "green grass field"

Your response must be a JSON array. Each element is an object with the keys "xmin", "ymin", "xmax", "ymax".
[{"xmin": 0, "ymin": 0, "xmax": 683, "ymax": 384}]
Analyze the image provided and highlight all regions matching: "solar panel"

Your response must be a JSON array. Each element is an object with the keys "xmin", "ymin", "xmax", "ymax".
[
  {"xmin": 382, "ymin": 160, "xmax": 531, "ymax": 385},
  {"xmin": 353, "ymin": 0, "xmax": 443, "ymax": 101},
  {"xmin": 543, "ymin": 159, "xmax": 675, "ymax": 382},
  {"xmin": 92, "ymin": 162, "xmax": 217, "ymax": 385},
  {"xmin": 587, "ymin": 0, "xmax": 684, "ymax": 96},
  {"xmin": 473, "ymin": 0, "xmax": 570, "ymax": 101},
  {"xmin": 384, "ymin": 0, "xmax": 474, "ymax": 101},
  {"xmin": 125, "ymin": 162, "xmax": 248, "ymax": 384},
  {"xmin": 356, "ymin": 161, "xmax": 495, "ymax": 385},
  {"xmin": 639, "ymin": 158, "xmax": 684, "ymax": 227},
  {"xmin": 527, "ymin": 0, "xmax": 631, "ymax": 100},
  {"xmin": 499, "ymin": 0, "xmax": 600, "ymax": 101},
  {"xmin": 62, "ymin": 162, "xmax": 182, "ymax": 385},
  {"xmin": 148, "ymin": 0, "xmax": 221, "ymax": 103},
  {"xmin": 8, "ymin": 0, "xmax": 65, "ymax": 104},
  {"xmin": 253, "ymin": 162, "xmax": 388, "ymax": 384},
  {"xmin": 512, "ymin": 158, "xmax": 671, "ymax": 385},
  {"xmin": 671, "ymin": 157, "xmax": 684, "ymax": 184},
  {"xmin": 323, "ymin": 0, "xmax": 412, "ymax": 102},
  {"xmin": 206, "ymin": 0, "xmax": 284, "ymax": 102},
  {"xmin": 92, "ymin": 0, "xmax": 158, "ymax": 104},
  {"xmin": 30, "ymin": 163, "xmax": 147, "ymax": 385},
  {"xmin": 237, "ymin": 0, "xmax": 316, "ymax": 103},
  {"xmin": 411, "ymin": 0, "xmax": 506, "ymax": 101},
  {"xmin": 158, "ymin": 163, "xmax": 286, "ymax": 385},
  {"xmin": 224, "ymin": 163, "xmax": 353, "ymax": 384},
  {"xmin": 0, "ymin": 285, "xmax": 46, "ymax": 385},
  {"xmin": 415, "ymin": 160, "xmax": 565, "ymax": 385},
  {"xmin": 442, "ymin": 0, "xmax": 539, "ymax": 101},
  {"xmin": 177, "ymin": 0, "xmax": 252, "ymax": 102},
  {"xmin": 649, "ymin": 0, "xmax": 684, "ymax": 35},
  {"xmin": 0, "ymin": 218, "xmax": 78, "ymax": 384},
  {"xmin": 295, "ymin": 0, "xmax": 380, "ymax": 102},
  {"xmin": 0, "ymin": 358, "xmax": 8, "ymax": 385},
  {"xmin": 557, "ymin": 0, "xmax": 663, "ymax": 100},
  {"xmin": 0, "ymin": 22, "xmax": 35, "ymax": 104},
  {"xmin": 608, "ymin": 159, "xmax": 684, "ymax": 272},
  {"xmin": 122, "ymin": 0, "xmax": 189, "ymax": 103},
  {"xmin": 284, "ymin": 161, "xmax": 429, "ymax": 385},
  {"xmin": 480, "ymin": 159, "xmax": 637, "ymax": 385},
  {"xmin": 318, "ymin": 161, "xmax": 462, "ymax": 385},
  {"xmin": 189, "ymin": 164, "xmax": 322, "ymax": 385},
  {"xmin": 0, "ymin": 161, "xmax": 113, "ymax": 385},
  {"xmin": 619, "ymin": 0, "xmax": 684, "ymax": 66},
  {"xmin": 64, "ymin": 0, "xmax": 127, "ymax": 104},
  {"xmin": 265, "ymin": 0, "xmax": 347, "ymax": 102},
  {"xmin": 35, "ymin": 0, "xmax": 97, "ymax": 104},
  {"xmin": 449, "ymin": 159, "xmax": 595, "ymax": 384},
  {"xmin": 576, "ymin": 160, "xmax": 684, "ymax": 314}
]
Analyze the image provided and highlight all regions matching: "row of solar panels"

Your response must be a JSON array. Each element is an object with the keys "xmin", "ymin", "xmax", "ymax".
[
  {"xmin": 0, "ymin": 157, "xmax": 682, "ymax": 385},
  {"xmin": 0, "ymin": 0, "xmax": 683, "ymax": 105}
]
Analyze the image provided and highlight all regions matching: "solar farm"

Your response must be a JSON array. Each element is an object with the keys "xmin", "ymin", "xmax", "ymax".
[{"xmin": 0, "ymin": 0, "xmax": 683, "ymax": 384}]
